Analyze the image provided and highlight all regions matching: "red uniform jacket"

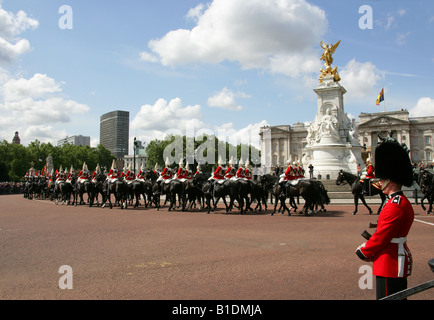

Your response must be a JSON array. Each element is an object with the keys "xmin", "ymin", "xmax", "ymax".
[
  {"xmin": 213, "ymin": 166, "xmax": 224, "ymax": 179},
  {"xmin": 366, "ymin": 164, "xmax": 375, "ymax": 179},
  {"xmin": 176, "ymin": 168, "xmax": 186, "ymax": 179},
  {"xmin": 161, "ymin": 168, "xmax": 173, "ymax": 180},
  {"xmin": 284, "ymin": 166, "xmax": 295, "ymax": 181},
  {"xmin": 236, "ymin": 168, "xmax": 245, "ymax": 179},
  {"xmin": 360, "ymin": 192, "xmax": 414, "ymax": 278}
]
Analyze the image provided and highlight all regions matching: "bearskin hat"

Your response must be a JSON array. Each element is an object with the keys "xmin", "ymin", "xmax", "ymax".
[{"xmin": 374, "ymin": 140, "xmax": 413, "ymax": 187}]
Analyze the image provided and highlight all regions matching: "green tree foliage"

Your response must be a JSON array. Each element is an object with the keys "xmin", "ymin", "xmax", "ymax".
[
  {"xmin": 0, "ymin": 140, "xmax": 115, "ymax": 182},
  {"xmin": 145, "ymin": 134, "xmax": 261, "ymax": 173}
]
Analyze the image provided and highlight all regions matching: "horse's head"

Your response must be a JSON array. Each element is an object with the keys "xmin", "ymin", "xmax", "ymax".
[{"xmin": 335, "ymin": 170, "xmax": 346, "ymax": 186}]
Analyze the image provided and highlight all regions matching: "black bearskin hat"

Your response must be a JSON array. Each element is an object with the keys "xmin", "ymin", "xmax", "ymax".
[{"xmin": 374, "ymin": 140, "xmax": 413, "ymax": 187}]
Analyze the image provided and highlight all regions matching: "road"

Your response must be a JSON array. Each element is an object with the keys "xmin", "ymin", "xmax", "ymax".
[{"xmin": 0, "ymin": 194, "xmax": 432, "ymax": 302}]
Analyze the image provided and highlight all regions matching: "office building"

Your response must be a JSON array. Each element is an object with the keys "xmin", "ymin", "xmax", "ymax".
[
  {"xmin": 58, "ymin": 135, "xmax": 91, "ymax": 147},
  {"xmin": 100, "ymin": 110, "xmax": 130, "ymax": 158}
]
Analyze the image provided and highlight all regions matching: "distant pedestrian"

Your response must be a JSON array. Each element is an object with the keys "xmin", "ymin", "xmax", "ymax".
[{"xmin": 308, "ymin": 164, "xmax": 314, "ymax": 179}]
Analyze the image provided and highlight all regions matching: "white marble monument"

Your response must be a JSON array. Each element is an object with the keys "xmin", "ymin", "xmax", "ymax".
[{"xmin": 302, "ymin": 42, "xmax": 363, "ymax": 179}]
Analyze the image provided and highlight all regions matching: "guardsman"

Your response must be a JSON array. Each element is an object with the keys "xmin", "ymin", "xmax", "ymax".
[
  {"xmin": 176, "ymin": 159, "xmax": 186, "ymax": 179},
  {"xmin": 284, "ymin": 161, "xmax": 295, "ymax": 181},
  {"xmin": 245, "ymin": 162, "xmax": 252, "ymax": 180},
  {"xmin": 106, "ymin": 160, "xmax": 119, "ymax": 196},
  {"xmin": 225, "ymin": 157, "xmax": 236, "ymax": 179},
  {"xmin": 184, "ymin": 161, "xmax": 193, "ymax": 180},
  {"xmin": 125, "ymin": 163, "xmax": 135, "ymax": 183},
  {"xmin": 92, "ymin": 164, "xmax": 101, "ymax": 182},
  {"xmin": 362, "ymin": 158, "xmax": 375, "ymax": 195},
  {"xmin": 211, "ymin": 157, "xmax": 225, "ymax": 180},
  {"xmin": 195, "ymin": 163, "xmax": 203, "ymax": 175},
  {"xmin": 236, "ymin": 159, "xmax": 246, "ymax": 179},
  {"xmin": 137, "ymin": 163, "xmax": 146, "ymax": 180},
  {"xmin": 107, "ymin": 160, "xmax": 119, "ymax": 180},
  {"xmin": 120, "ymin": 166, "xmax": 127, "ymax": 179},
  {"xmin": 79, "ymin": 162, "xmax": 90, "ymax": 181},
  {"xmin": 356, "ymin": 140, "xmax": 414, "ymax": 300}
]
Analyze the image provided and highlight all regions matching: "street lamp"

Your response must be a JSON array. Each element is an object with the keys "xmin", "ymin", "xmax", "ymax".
[{"xmin": 133, "ymin": 137, "xmax": 139, "ymax": 175}]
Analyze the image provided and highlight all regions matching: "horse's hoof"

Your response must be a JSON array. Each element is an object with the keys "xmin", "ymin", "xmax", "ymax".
[{"xmin": 352, "ymin": 212, "xmax": 357, "ymax": 215}]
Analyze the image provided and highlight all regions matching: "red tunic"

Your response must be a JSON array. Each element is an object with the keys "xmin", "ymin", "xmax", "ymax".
[
  {"xmin": 213, "ymin": 166, "xmax": 224, "ymax": 179},
  {"xmin": 366, "ymin": 164, "xmax": 375, "ymax": 179},
  {"xmin": 236, "ymin": 168, "xmax": 245, "ymax": 179},
  {"xmin": 161, "ymin": 168, "xmax": 173, "ymax": 180},
  {"xmin": 360, "ymin": 192, "xmax": 414, "ymax": 278},
  {"xmin": 284, "ymin": 166, "xmax": 295, "ymax": 181}
]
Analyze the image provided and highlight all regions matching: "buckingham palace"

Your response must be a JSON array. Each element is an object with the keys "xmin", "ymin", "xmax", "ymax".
[{"xmin": 260, "ymin": 109, "xmax": 434, "ymax": 173}]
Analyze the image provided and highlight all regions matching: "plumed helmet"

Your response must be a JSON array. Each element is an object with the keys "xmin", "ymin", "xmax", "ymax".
[{"xmin": 375, "ymin": 140, "xmax": 413, "ymax": 187}]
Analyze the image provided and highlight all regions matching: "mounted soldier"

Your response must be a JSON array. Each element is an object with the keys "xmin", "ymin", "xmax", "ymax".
[
  {"xmin": 92, "ymin": 164, "xmax": 102, "ymax": 182},
  {"xmin": 361, "ymin": 157, "xmax": 376, "ymax": 195},
  {"xmin": 236, "ymin": 158, "xmax": 246, "ymax": 180},
  {"xmin": 124, "ymin": 163, "xmax": 136, "ymax": 184},
  {"xmin": 137, "ymin": 163, "xmax": 146, "ymax": 181},
  {"xmin": 225, "ymin": 157, "xmax": 236, "ymax": 179},
  {"xmin": 78, "ymin": 162, "xmax": 90, "ymax": 184}
]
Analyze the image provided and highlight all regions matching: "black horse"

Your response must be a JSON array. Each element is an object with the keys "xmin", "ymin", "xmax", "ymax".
[
  {"xmin": 91, "ymin": 172, "xmax": 107, "ymax": 206},
  {"xmin": 102, "ymin": 178, "xmax": 128, "ymax": 209},
  {"xmin": 76, "ymin": 178, "xmax": 94, "ymax": 206},
  {"xmin": 185, "ymin": 172, "xmax": 210, "ymax": 211},
  {"xmin": 163, "ymin": 179, "xmax": 186, "ymax": 211},
  {"xmin": 295, "ymin": 179, "xmax": 330, "ymax": 215},
  {"xmin": 417, "ymin": 169, "xmax": 434, "ymax": 214},
  {"xmin": 55, "ymin": 176, "xmax": 76, "ymax": 205},
  {"xmin": 336, "ymin": 170, "xmax": 386, "ymax": 215},
  {"xmin": 270, "ymin": 179, "xmax": 299, "ymax": 215},
  {"xmin": 202, "ymin": 178, "xmax": 242, "ymax": 214}
]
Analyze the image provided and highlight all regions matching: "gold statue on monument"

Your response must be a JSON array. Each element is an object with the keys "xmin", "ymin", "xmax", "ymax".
[{"xmin": 319, "ymin": 40, "xmax": 341, "ymax": 83}]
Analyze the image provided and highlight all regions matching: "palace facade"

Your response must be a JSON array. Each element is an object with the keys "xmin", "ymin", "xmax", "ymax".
[{"xmin": 260, "ymin": 110, "xmax": 434, "ymax": 173}]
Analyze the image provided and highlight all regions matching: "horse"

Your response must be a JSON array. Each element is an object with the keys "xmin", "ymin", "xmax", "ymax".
[
  {"xmin": 102, "ymin": 178, "xmax": 128, "ymax": 209},
  {"xmin": 202, "ymin": 178, "xmax": 244, "ymax": 214},
  {"xmin": 335, "ymin": 170, "xmax": 386, "ymax": 215},
  {"xmin": 417, "ymin": 169, "xmax": 434, "ymax": 214},
  {"xmin": 250, "ymin": 176, "xmax": 271, "ymax": 213},
  {"xmin": 185, "ymin": 172, "xmax": 210, "ymax": 210},
  {"xmin": 270, "ymin": 179, "xmax": 299, "ymax": 216},
  {"xmin": 76, "ymin": 178, "xmax": 94, "ymax": 206},
  {"xmin": 55, "ymin": 178, "xmax": 73, "ymax": 205},
  {"xmin": 91, "ymin": 172, "xmax": 107, "ymax": 206},
  {"xmin": 163, "ymin": 179, "xmax": 186, "ymax": 211},
  {"xmin": 295, "ymin": 179, "xmax": 330, "ymax": 215}
]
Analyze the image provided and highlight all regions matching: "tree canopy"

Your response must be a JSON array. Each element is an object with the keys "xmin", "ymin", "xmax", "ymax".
[
  {"xmin": 145, "ymin": 134, "xmax": 261, "ymax": 173},
  {"xmin": 0, "ymin": 140, "xmax": 114, "ymax": 182}
]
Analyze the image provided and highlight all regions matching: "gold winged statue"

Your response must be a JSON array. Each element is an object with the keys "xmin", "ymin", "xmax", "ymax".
[{"xmin": 319, "ymin": 40, "xmax": 341, "ymax": 83}]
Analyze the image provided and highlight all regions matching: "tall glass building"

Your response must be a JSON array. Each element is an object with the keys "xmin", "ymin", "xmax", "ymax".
[{"xmin": 100, "ymin": 110, "xmax": 129, "ymax": 158}]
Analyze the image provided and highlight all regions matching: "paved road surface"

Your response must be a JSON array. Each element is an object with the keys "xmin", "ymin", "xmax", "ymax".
[{"xmin": 0, "ymin": 195, "xmax": 432, "ymax": 301}]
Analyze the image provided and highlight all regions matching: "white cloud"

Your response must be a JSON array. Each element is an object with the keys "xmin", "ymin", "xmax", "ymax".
[
  {"xmin": 0, "ymin": 71, "xmax": 90, "ymax": 145},
  {"xmin": 214, "ymin": 120, "xmax": 269, "ymax": 150},
  {"xmin": 142, "ymin": 0, "xmax": 327, "ymax": 77},
  {"xmin": 409, "ymin": 97, "xmax": 434, "ymax": 117},
  {"xmin": 131, "ymin": 97, "xmax": 205, "ymax": 142},
  {"xmin": 3, "ymin": 73, "xmax": 62, "ymax": 101},
  {"xmin": 0, "ymin": 3, "xmax": 38, "ymax": 63},
  {"xmin": 340, "ymin": 59, "xmax": 384, "ymax": 100},
  {"xmin": 207, "ymin": 87, "xmax": 250, "ymax": 111}
]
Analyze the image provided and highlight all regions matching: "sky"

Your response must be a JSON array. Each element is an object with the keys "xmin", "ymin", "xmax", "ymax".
[{"xmin": 0, "ymin": 0, "xmax": 433, "ymax": 153}]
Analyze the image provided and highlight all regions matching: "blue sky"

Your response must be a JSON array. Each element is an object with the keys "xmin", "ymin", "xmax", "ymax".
[{"xmin": 1, "ymin": 0, "xmax": 433, "ymax": 152}]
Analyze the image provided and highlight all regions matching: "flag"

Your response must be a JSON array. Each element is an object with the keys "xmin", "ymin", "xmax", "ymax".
[{"xmin": 376, "ymin": 88, "xmax": 384, "ymax": 106}]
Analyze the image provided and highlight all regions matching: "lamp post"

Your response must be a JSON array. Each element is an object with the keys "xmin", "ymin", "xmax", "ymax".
[{"xmin": 133, "ymin": 137, "xmax": 138, "ymax": 175}]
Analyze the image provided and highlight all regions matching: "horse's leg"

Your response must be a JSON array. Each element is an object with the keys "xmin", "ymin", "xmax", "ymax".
[
  {"xmin": 427, "ymin": 194, "xmax": 433, "ymax": 214},
  {"xmin": 352, "ymin": 194, "xmax": 359, "ymax": 215},
  {"xmin": 359, "ymin": 194, "xmax": 373, "ymax": 215}
]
